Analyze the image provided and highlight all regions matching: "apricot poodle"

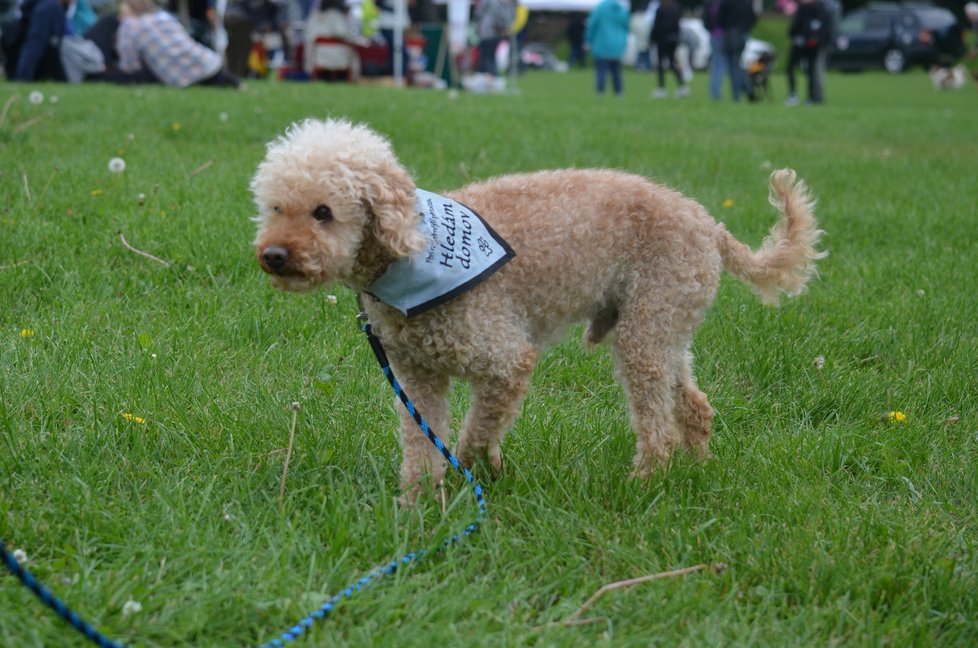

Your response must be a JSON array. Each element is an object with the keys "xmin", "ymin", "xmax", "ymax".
[{"xmin": 252, "ymin": 118, "xmax": 825, "ymax": 502}]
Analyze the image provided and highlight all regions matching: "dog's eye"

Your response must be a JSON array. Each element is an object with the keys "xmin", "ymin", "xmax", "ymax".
[{"xmin": 312, "ymin": 205, "xmax": 333, "ymax": 222}]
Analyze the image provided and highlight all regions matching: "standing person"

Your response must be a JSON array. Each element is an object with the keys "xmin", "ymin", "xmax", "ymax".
[
  {"xmin": 475, "ymin": 0, "xmax": 514, "ymax": 77},
  {"xmin": 585, "ymin": 0, "xmax": 628, "ymax": 96},
  {"xmin": 702, "ymin": 0, "xmax": 726, "ymax": 100},
  {"xmin": 717, "ymin": 0, "xmax": 755, "ymax": 101},
  {"xmin": 566, "ymin": 12, "xmax": 586, "ymax": 68},
  {"xmin": 785, "ymin": 0, "xmax": 830, "ymax": 105},
  {"xmin": 649, "ymin": 0, "xmax": 686, "ymax": 98},
  {"xmin": 115, "ymin": 0, "xmax": 241, "ymax": 87},
  {"xmin": 3, "ymin": 0, "xmax": 69, "ymax": 81}
]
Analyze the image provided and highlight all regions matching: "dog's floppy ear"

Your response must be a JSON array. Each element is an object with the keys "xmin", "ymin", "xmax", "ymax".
[{"xmin": 361, "ymin": 161, "xmax": 427, "ymax": 258}]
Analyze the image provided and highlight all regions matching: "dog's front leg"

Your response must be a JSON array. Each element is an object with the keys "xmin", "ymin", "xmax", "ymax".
[
  {"xmin": 456, "ymin": 348, "xmax": 537, "ymax": 477},
  {"xmin": 392, "ymin": 369, "xmax": 450, "ymax": 507}
]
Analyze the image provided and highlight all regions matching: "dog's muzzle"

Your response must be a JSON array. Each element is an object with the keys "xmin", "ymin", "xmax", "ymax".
[{"xmin": 259, "ymin": 245, "xmax": 291, "ymax": 275}]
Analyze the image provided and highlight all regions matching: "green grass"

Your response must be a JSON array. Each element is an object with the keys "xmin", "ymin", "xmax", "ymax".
[{"xmin": 1, "ymin": 68, "xmax": 977, "ymax": 647}]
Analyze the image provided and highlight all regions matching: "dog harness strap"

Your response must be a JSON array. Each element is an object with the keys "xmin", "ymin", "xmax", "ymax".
[{"xmin": 368, "ymin": 189, "xmax": 515, "ymax": 317}]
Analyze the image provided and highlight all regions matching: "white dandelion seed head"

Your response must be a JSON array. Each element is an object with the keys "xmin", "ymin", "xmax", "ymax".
[
  {"xmin": 49, "ymin": 95, "xmax": 59, "ymax": 104},
  {"xmin": 13, "ymin": 548, "xmax": 28, "ymax": 563},
  {"xmin": 121, "ymin": 600, "xmax": 142, "ymax": 616},
  {"xmin": 760, "ymin": 160, "xmax": 773, "ymax": 170},
  {"xmin": 813, "ymin": 355, "xmax": 825, "ymax": 370},
  {"xmin": 28, "ymin": 91, "xmax": 44, "ymax": 105},
  {"xmin": 218, "ymin": 112, "xmax": 229, "ymax": 122},
  {"xmin": 108, "ymin": 157, "xmax": 126, "ymax": 174},
  {"xmin": 127, "ymin": 133, "xmax": 135, "ymax": 142},
  {"xmin": 326, "ymin": 294, "xmax": 338, "ymax": 304}
]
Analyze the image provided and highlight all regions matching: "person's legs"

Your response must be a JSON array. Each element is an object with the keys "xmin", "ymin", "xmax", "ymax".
[
  {"xmin": 610, "ymin": 59, "xmax": 623, "ymax": 95},
  {"xmin": 199, "ymin": 66, "xmax": 242, "ymax": 88},
  {"xmin": 595, "ymin": 58, "xmax": 608, "ymax": 93},
  {"xmin": 666, "ymin": 42, "xmax": 683, "ymax": 87},
  {"xmin": 656, "ymin": 43, "xmax": 667, "ymax": 88},
  {"xmin": 709, "ymin": 35, "xmax": 726, "ymax": 100},
  {"xmin": 478, "ymin": 37, "xmax": 499, "ymax": 75},
  {"xmin": 810, "ymin": 46, "xmax": 827, "ymax": 103},
  {"xmin": 786, "ymin": 44, "xmax": 801, "ymax": 98}
]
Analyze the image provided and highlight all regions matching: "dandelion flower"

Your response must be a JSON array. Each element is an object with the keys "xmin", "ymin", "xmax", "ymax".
[
  {"xmin": 20, "ymin": 328, "xmax": 34, "ymax": 338},
  {"xmin": 127, "ymin": 133, "xmax": 135, "ymax": 142},
  {"xmin": 171, "ymin": 122, "xmax": 182, "ymax": 132},
  {"xmin": 91, "ymin": 189, "xmax": 104, "ymax": 197},
  {"xmin": 722, "ymin": 199, "xmax": 734, "ymax": 208},
  {"xmin": 28, "ymin": 91, "xmax": 44, "ymax": 105},
  {"xmin": 49, "ymin": 95, "xmax": 59, "ymax": 104},
  {"xmin": 813, "ymin": 355, "xmax": 825, "ymax": 370},
  {"xmin": 121, "ymin": 600, "xmax": 142, "ymax": 616},
  {"xmin": 121, "ymin": 413, "xmax": 146, "ymax": 424},
  {"xmin": 218, "ymin": 112, "xmax": 229, "ymax": 122},
  {"xmin": 108, "ymin": 157, "xmax": 126, "ymax": 174},
  {"xmin": 137, "ymin": 193, "xmax": 146, "ymax": 205},
  {"xmin": 888, "ymin": 411, "xmax": 906, "ymax": 423},
  {"xmin": 13, "ymin": 548, "xmax": 28, "ymax": 563},
  {"xmin": 326, "ymin": 294, "xmax": 338, "ymax": 304}
]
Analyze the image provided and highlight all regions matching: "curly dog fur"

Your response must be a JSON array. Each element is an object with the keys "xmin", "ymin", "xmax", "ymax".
[{"xmin": 252, "ymin": 118, "xmax": 825, "ymax": 502}]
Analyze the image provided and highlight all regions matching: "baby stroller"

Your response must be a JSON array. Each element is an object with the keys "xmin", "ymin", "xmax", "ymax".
[{"xmin": 747, "ymin": 50, "xmax": 776, "ymax": 102}]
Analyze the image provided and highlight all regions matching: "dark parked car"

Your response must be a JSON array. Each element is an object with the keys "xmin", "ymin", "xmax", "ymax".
[{"xmin": 828, "ymin": 3, "xmax": 965, "ymax": 73}]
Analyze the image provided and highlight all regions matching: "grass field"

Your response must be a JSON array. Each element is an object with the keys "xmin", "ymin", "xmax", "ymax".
[{"xmin": 2, "ymin": 68, "xmax": 977, "ymax": 647}]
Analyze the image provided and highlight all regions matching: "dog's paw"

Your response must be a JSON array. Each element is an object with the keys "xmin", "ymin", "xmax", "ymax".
[{"xmin": 456, "ymin": 442, "xmax": 504, "ymax": 480}]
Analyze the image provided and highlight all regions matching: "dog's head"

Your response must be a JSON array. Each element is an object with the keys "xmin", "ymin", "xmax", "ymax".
[{"xmin": 251, "ymin": 118, "xmax": 426, "ymax": 292}]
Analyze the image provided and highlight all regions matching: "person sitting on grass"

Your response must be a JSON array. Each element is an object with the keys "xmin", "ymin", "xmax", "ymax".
[{"xmin": 115, "ymin": 0, "xmax": 241, "ymax": 88}]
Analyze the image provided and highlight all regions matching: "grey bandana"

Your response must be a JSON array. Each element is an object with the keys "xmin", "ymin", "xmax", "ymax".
[{"xmin": 368, "ymin": 188, "xmax": 515, "ymax": 317}]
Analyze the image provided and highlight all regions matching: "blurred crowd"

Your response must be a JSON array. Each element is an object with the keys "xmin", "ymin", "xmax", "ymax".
[{"xmin": 2, "ymin": 0, "xmax": 976, "ymax": 96}]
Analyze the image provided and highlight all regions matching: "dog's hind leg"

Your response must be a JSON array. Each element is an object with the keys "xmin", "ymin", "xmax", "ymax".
[
  {"xmin": 673, "ymin": 349, "xmax": 713, "ymax": 458},
  {"xmin": 612, "ymin": 303, "xmax": 688, "ymax": 478},
  {"xmin": 392, "ymin": 369, "xmax": 451, "ymax": 506},
  {"xmin": 455, "ymin": 346, "xmax": 537, "ymax": 477}
]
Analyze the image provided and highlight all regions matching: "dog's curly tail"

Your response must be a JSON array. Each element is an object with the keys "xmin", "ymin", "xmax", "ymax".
[{"xmin": 717, "ymin": 169, "xmax": 827, "ymax": 305}]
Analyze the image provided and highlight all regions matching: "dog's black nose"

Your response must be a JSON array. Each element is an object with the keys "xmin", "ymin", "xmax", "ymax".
[{"xmin": 261, "ymin": 246, "xmax": 290, "ymax": 272}]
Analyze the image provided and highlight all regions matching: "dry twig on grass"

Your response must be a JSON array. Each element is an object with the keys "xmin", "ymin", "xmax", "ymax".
[
  {"xmin": 0, "ymin": 95, "xmax": 18, "ymax": 130},
  {"xmin": 13, "ymin": 116, "xmax": 42, "ymax": 134},
  {"xmin": 189, "ymin": 160, "xmax": 214, "ymax": 178},
  {"xmin": 0, "ymin": 260, "xmax": 31, "ymax": 272},
  {"xmin": 278, "ymin": 402, "xmax": 301, "ymax": 511},
  {"xmin": 536, "ymin": 562, "xmax": 728, "ymax": 630},
  {"xmin": 118, "ymin": 231, "xmax": 173, "ymax": 267}
]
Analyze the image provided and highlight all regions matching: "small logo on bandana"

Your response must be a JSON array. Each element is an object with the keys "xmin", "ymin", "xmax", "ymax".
[{"xmin": 369, "ymin": 189, "xmax": 515, "ymax": 316}]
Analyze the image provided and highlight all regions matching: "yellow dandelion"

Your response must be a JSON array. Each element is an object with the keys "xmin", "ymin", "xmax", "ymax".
[
  {"xmin": 121, "ymin": 413, "xmax": 146, "ymax": 424},
  {"xmin": 20, "ymin": 328, "xmax": 35, "ymax": 338},
  {"xmin": 171, "ymin": 122, "xmax": 182, "ymax": 132},
  {"xmin": 887, "ymin": 411, "xmax": 906, "ymax": 423},
  {"xmin": 722, "ymin": 199, "xmax": 734, "ymax": 208},
  {"xmin": 91, "ymin": 189, "xmax": 104, "ymax": 197}
]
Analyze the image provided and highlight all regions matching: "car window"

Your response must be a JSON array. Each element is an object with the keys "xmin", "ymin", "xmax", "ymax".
[
  {"xmin": 838, "ymin": 13, "xmax": 866, "ymax": 34},
  {"xmin": 915, "ymin": 9, "xmax": 953, "ymax": 29},
  {"xmin": 865, "ymin": 13, "xmax": 891, "ymax": 31}
]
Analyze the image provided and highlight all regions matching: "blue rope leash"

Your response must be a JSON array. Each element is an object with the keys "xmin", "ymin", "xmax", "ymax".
[
  {"xmin": 1, "ymin": 320, "xmax": 486, "ymax": 648},
  {"xmin": 0, "ymin": 539, "xmax": 127, "ymax": 648},
  {"xmin": 259, "ymin": 323, "xmax": 487, "ymax": 647}
]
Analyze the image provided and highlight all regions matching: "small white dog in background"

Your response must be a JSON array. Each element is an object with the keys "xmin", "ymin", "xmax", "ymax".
[{"xmin": 928, "ymin": 65, "xmax": 967, "ymax": 90}]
